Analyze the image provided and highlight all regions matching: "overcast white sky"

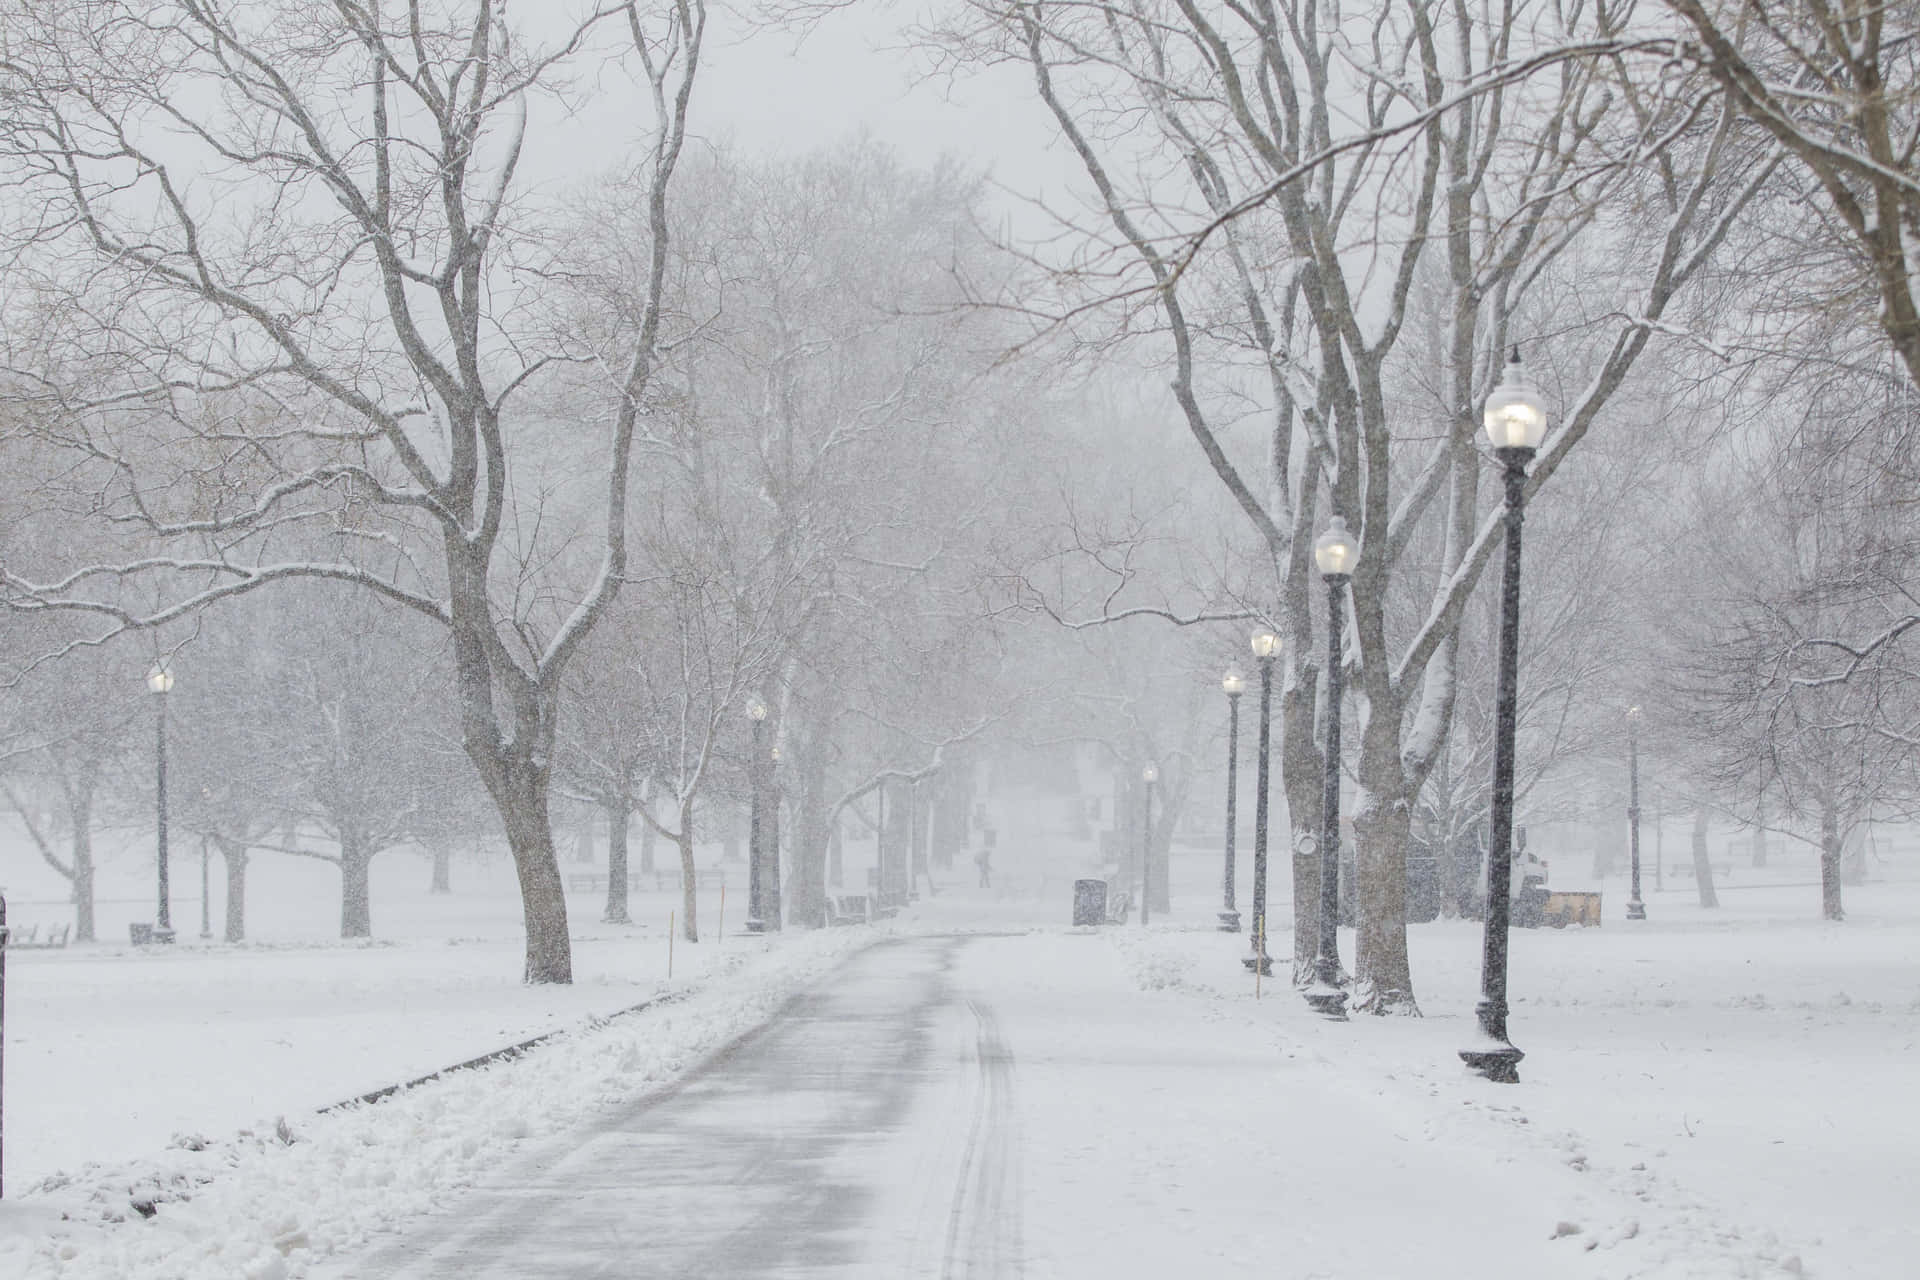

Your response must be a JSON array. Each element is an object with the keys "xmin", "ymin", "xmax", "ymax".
[{"xmin": 528, "ymin": 1, "xmax": 1077, "ymax": 242}]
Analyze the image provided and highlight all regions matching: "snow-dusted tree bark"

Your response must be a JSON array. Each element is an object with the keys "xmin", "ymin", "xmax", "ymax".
[
  {"xmin": 1818, "ymin": 799, "xmax": 1845, "ymax": 922},
  {"xmin": 428, "ymin": 841, "xmax": 453, "ymax": 895},
  {"xmin": 603, "ymin": 800, "xmax": 632, "ymax": 926},
  {"xmin": 338, "ymin": 824, "xmax": 374, "ymax": 939},
  {"xmin": 0, "ymin": 0, "xmax": 704, "ymax": 983},
  {"xmin": 217, "ymin": 835, "xmax": 249, "ymax": 944},
  {"xmin": 1690, "ymin": 806, "xmax": 1721, "ymax": 909}
]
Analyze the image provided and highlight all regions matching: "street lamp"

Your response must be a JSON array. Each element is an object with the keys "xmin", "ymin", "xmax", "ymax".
[
  {"xmin": 745, "ymin": 697, "xmax": 768, "ymax": 934},
  {"xmin": 1626, "ymin": 707, "xmax": 1646, "ymax": 920},
  {"xmin": 1219, "ymin": 672, "xmax": 1246, "ymax": 932},
  {"xmin": 148, "ymin": 664, "xmax": 175, "ymax": 942},
  {"xmin": 1245, "ymin": 630, "xmax": 1280, "ymax": 976},
  {"xmin": 1306, "ymin": 516, "xmax": 1359, "ymax": 1019},
  {"xmin": 1140, "ymin": 763, "xmax": 1158, "ymax": 926},
  {"xmin": 1461, "ymin": 347, "xmax": 1548, "ymax": 1084}
]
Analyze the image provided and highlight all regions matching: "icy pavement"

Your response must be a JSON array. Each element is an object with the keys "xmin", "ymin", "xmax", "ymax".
[{"xmin": 313, "ymin": 932, "xmax": 1673, "ymax": 1278}]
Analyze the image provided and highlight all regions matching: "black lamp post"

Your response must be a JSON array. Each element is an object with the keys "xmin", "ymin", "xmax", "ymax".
[
  {"xmin": 1626, "ymin": 706, "xmax": 1646, "ymax": 920},
  {"xmin": 1306, "ymin": 517, "xmax": 1359, "ymax": 1019},
  {"xmin": 1244, "ymin": 630, "xmax": 1279, "ymax": 976},
  {"xmin": 1219, "ymin": 672, "xmax": 1245, "ymax": 932},
  {"xmin": 148, "ymin": 664, "xmax": 175, "ymax": 941},
  {"xmin": 1140, "ymin": 763, "xmax": 1157, "ymax": 926},
  {"xmin": 1461, "ymin": 348, "xmax": 1548, "ymax": 1084},
  {"xmin": 745, "ymin": 697, "xmax": 768, "ymax": 934}
]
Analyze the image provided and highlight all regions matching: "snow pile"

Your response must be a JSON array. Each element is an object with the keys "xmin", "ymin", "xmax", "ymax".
[
  {"xmin": 1105, "ymin": 923, "xmax": 1199, "ymax": 991},
  {"xmin": 0, "ymin": 928, "xmax": 875, "ymax": 1280}
]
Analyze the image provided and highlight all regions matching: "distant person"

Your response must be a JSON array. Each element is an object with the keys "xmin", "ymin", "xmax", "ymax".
[{"xmin": 977, "ymin": 830, "xmax": 996, "ymax": 887}]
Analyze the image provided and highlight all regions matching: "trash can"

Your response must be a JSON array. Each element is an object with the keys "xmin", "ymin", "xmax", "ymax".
[
  {"xmin": 1072, "ymin": 878, "xmax": 1108, "ymax": 927},
  {"xmin": 129, "ymin": 922, "xmax": 154, "ymax": 946}
]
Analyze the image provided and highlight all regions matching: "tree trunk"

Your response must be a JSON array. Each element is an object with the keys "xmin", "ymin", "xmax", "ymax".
[
  {"xmin": 340, "ymin": 826, "xmax": 373, "ymax": 939},
  {"xmin": 69, "ymin": 785, "xmax": 96, "ymax": 943},
  {"xmin": 604, "ymin": 799, "xmax": 632, "ymax": 925},
  {"xmin": 765, "ymin": 782, "xmax": 785, "ymax": 929},
  {"xmin": 1149, "ymin": 782, "xmax": 1178, "ymax": 914},
  {"xmin": 429, "ymin": 842, "xmax": 452, "ymax": 894},
  {"xmin": 828, "ymin": 820, "xmax": 844, "ymax": 889},
  {"xmin": 722, "ymin": 803, "xmax": 742, "ymax": 862},
  {"xmin": 1351, "ymin": 714, "xmax": 1418, "ymax": 1015},
  {"xmin": 1752, "ymin": 793, "xmax": 1767, "ymax": 868},
  {"xmin": 220, "ymin": 836, "xmax": 248, "ymax": 943},
  {"xmin": 1449, "ymin": 819, "xmax": 1484, "ymax": 920},
  {"xmin": 568, "ymin": 806, "xmax": 590, "ymax": 864},
  {"xmin": 481, "ymin": 751, "xmax": 572, "ymax": 983},
  {"xmin": 910, "ymin": 782, "xmax": 928, "ymax": 894},
  {"xmin": 639, "ymin": 800, "xmax": 657, "ymax": 874},
  {"xmin": 1690, "ymin": 806, "xmax": 1720, "ymax": 909},
  {"xmin": 1591, "ymin": 813, "xmax": 1615, "ymax": 880},
  {"xmin": 931, "ymin": 770, "xmax": 964, "ymax": 870},
  {"xmin": 1280, "ymin": 660, "xmax": 1323, "ymax": 986},
  {"xmin": 788, "ymin": 745, "xmax": 830, "ymax": 929},
  {"xmin": 1819, "ymin": 803, "xmax": 1845, "ymax": 921},
  {"xmin": 1654, "ymin": 806, "xmax": 1664, "ymax": 891},
  {"xmin": 677, "ymin": 802, "xmax": 699, "ymax": 943},
  {"xmin": 883, "ymin": 775, "xmax": 913, "ymax": 905},
  {"xmin": 451, "ymin": 551, "xmax": 573, "ymax": 982}
]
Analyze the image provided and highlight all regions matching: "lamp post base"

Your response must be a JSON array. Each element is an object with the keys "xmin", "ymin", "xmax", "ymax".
[
  {"xmin": 1626, "ymin": 899, "xmax": 1646, "ymax": 920},
  {"xmin": 1459, "ymin": 1042, "xmax": 1524, "ymax": 1083},
  {"xmin": 1241, "ymin": 953, "xmax": 1272, "ymax": 976},
  {"xmin": 1217, "ymin": 909, "xmax": 1241, "ymax": 933}
]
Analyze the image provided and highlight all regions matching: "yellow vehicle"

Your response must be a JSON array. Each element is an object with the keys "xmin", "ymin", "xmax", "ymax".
[{"xmin": 1542, "ymin": 890, "xmax": 1603, "ymax": 928}]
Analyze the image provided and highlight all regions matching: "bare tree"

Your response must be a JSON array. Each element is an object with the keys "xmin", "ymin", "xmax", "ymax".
[
  {"xmin": 935, "ymin": 0, "xmax": 1763, "ymax": 1010},
  {"xmin": 0, "ymin": 0, "xmax": 704, "ymax": 980},
  {"xmin": 1670, "ymin": 419, "xmax": 1920, "ymax": 921},
  {"xmin": 1662, "ymin": 0, "xmax": 1920, "ymax": 388},
  {"xmin": 0, "ymin": 649, "xmax": 136, "ymax": 943}
]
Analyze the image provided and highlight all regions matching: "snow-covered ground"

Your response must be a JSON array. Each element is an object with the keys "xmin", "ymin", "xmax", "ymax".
[
  {"xmin": 1092, "ymin": 886, "xmax": 1920, "ymax": 1278},
  {"xmin": 0, "ymin": 804, "xmax": 1915, "ymax": 1277},
  {"xmin": 0, "ymin": 846, "xmax": 751, "ymax": 1185}
]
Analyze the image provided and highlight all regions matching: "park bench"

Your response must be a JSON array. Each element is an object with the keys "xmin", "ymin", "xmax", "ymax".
[
  {"xmin": 826, "ymin": 894, "xmax": 871, "ymax": 926},
  {"xmin": 2, "ymin": 922, "xmax": 72, "ymax": 949},
  {"xmin": 565, "ymin": 869, "xmax": 729, "ymax": 894},
  {"xmin": 654, "ymin": 867, "xmax": 727, "ymax": 892}
]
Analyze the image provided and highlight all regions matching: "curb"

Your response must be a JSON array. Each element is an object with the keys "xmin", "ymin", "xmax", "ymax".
[{"xmin": 316, "ymin": 989, "xmax": 687, "ymax": 1114}]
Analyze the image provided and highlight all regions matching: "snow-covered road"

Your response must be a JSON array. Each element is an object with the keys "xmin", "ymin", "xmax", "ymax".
[
  {"xmin": 320, "ymin": 933, "xmax": 1620, "ymax": 1278},
  {"xmin": 327, "ymin": 936, "xmax": 1018, "ymax": 1277}
]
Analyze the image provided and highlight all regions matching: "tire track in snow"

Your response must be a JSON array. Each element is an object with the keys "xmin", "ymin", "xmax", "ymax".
[{"xmin": 940, "ymin": 996, "xmax": 1023, "ymax": 1279}]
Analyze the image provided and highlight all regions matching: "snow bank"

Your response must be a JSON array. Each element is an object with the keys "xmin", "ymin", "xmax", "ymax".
[{"xmin": 0, "ymin": 928, "xmax": 876, "ymax": 1280}]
